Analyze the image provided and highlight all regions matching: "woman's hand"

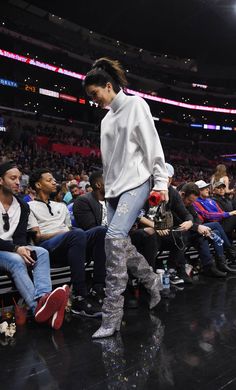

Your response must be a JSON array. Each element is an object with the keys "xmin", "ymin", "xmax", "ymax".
[{"xmin": 152, "ymin": 190, "xmax": 169, "ymax": 203}]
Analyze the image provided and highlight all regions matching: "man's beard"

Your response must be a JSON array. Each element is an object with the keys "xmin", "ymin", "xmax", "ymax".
[{"xmin": 2, "ymin": 185, "xmax": 16, "ymax": 196}]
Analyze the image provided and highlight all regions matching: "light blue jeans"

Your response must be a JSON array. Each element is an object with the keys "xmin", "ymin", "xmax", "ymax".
[
  {"xmin": 106, "ymin": 179, "xmax": 151, "ymax": 239},
  {"xmin": 0, "ymin": 246, "xmax": 52, "ymax": 312}
]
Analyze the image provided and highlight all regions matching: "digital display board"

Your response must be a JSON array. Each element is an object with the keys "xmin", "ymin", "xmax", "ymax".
[
  {"xmin": 0, "ymin": 48, "xmax": 236, "ymax": 114},
  {"xmin": 24, "ymin": 84, "xmax": 37, "ymax": 93},
  {"xmin": 0, "ymin": 78, "xmax": 18, "ymax": 88}
]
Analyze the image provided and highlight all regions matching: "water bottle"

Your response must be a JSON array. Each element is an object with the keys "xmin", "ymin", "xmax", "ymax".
[
  {"xmin": 163, "ymin": 270, "xmax": 170, "ymax": 290},
  {"xmin": 162, "ymin": 260, "xmax": 170, "ymax": 290},
  {"xmin": 209, "ymin": 231, "xmax": 224, "ymax": 246}
]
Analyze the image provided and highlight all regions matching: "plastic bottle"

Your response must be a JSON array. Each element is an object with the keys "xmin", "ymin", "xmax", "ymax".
[
  {"xmin": 209, "ymin": 231, "xmax": 224, "ymax": 246},
  {"xmin": 148, "ymin": 191, "xmax": 162, "ymax": 207},
  {"xmin": 162, "ymin": 260, "xmax": 170, "ymax": 290}
]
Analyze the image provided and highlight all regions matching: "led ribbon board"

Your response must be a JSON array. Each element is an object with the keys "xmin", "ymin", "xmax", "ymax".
[{"xmin": 0, "ymin": 49, "xmax": 236, "ymax": 114}]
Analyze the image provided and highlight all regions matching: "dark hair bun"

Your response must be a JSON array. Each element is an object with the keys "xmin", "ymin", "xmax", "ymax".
[
  {"xmin": 92, "ymin": 57, "xmax": 127, "ymax": 88},
  {"xmin": 92, "ymin": 58, "xmax": 110, "ymax": 71}
]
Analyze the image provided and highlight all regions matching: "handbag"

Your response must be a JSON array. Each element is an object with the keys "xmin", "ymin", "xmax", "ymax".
[{"xmin": 154, "ymin": 202, "xmax": 173, "ymax": 230}]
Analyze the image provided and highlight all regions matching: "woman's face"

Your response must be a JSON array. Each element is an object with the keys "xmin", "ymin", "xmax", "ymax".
[{"xmin": 86, "ymin": 83, "xmax": 115, "ymax": 108}]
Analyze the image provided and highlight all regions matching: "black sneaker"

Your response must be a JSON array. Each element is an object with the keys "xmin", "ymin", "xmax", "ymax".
[
  {"xmin": 202, "ymin": 264, "xmax": 227, "ymax": 278},
  {"xmin": 71, "ymin": 296, "xmax": 102, "ymax": 318},
  {"xmin": 169, "ymin": 272, "xmax": 184, "ymax": 285},
  {"xmin": 177, "ymin": 271, "xmax": 193, "ymax": 284}
]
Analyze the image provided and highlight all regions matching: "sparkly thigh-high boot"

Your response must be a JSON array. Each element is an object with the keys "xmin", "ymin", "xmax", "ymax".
[
  {"xmin": 92, "ymin": 238, "xmax": 129, "ymax": 339},
  {"xmin": 126, "ymin": 237, "xmax": 162, "ymax": 309}
]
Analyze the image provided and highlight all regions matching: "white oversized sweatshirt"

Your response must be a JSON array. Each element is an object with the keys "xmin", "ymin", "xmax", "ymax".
[{"xmin": 101, "ymin": 90, "xmax": 168, "ymax": 198}]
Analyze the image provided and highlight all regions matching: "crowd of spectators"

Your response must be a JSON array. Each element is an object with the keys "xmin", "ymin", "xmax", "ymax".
[{"xmin": 1, "ymin": 115, "xmax": 236, "ymax": 190}]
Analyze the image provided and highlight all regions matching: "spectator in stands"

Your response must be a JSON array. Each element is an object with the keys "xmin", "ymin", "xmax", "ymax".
[
  {"xmin": 84, "ymin": 57, "xmax": 168, "ymax": 338},
  {"xmin": 0, "ymin": 161, "xmax": 69, "ymax": 330},
  {"xmin": 20, "ymin": 168, "xmax": 30, "ymax": 189},
  {"xmin": 64, "ymin": 184, "xmax": 82, "ymax": 228},
  {"xmin": 194, "ymin": 180, "xmax": 236, "ymax": 241},
  {"xmin": 179, "ymin": 182, "xmax": 235, "ymax": 275},
  {"xmin": 63, "ymin": 180, "xmax": 77, "ymax": 204},
  {"xmin": 131, "ymin": 163, "xmax": 194, "ymax": 283},
  {"xmin": 60, "ymin": 181, "xmax": 68, "ymax": 201},
  {"xmin": 28, "ymin": 168, "xmax": 107, "ymax": 318},
  {"xmin": 66, "ymin": 183, "xmax": 84, "ymax": 227},
  {"xmin": 23, "ymin": 186, "xmax": 36, "ymax": 203},
  {"xmin": 211, "ymin": 164, "xmax": 233, "ymax": 195},
  {"xmin": 212, "ymin": 181, "xmax": 234, "ymax": 213},
  {"xmin": 73, "ymin": 171, "xmax": 106, "ymax": 231},
  {"xmin": 85, "ymin": 183, "xmax": 93, "ymax": 193},
  {"xmin": 212, "ymin": 181, "xmax": 236, "ymax": 244},
  {"xmin": 79, "ymin": 174, "xmax": 90, "ymax": 191},
  {"xmin": 68, "ymin": 183, "xmax": 83, "ymax": 204}
]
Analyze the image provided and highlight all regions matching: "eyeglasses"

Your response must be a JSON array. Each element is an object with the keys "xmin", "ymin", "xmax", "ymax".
[{"xmin": 2, "ymin": 213, "xmax": 10, "ymax": 232}]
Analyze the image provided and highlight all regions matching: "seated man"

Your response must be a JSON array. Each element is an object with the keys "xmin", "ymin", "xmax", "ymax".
[
  {"xmin": 73, "ymin": 171, "xmax": 107, "ymax": 231},
  {"xmin": 212, "ymin": 181, "xmax": 235, "ymax": 213},
  {"xmin": 212, "ymin": 180, "xmax": 236, "ymax": 243},
  {"xmin": 179, "ymin": 182, "xmax": 236, "ymax": 275},
  {"xmin": 131, "ymin": 163, "xmax": 194, "ymax": 283},
  {"xmin": 28, "ymin": 168, "xmax": 107, "ymax": 318},
  {"xmin": 68, "ymin": 183, "xmax": 83, "ymax": 205},
  {"xmin": 194, "ymin": 180, "xmax": 236, "ymax": 241},
  {"xmin": 0, "ymin": 161, "xmax": 68, "ymax": 330}
]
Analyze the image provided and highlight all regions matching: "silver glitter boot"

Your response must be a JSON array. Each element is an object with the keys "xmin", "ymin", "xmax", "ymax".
[
  {"xmin": 92, "ymin": 238, "xmax": 129, "ymax": 339},
  {"xmin": 126, "ymin": 237, "xmax": 162, "ymax": 309}
]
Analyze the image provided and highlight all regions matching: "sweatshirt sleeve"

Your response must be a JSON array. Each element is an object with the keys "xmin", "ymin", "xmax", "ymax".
[
  {"xmin": 134, "ymin": 98, "xmax": 168, "ymax": 191},
  {"xmin": 193, "ymin": 201, "xmax": 230, "ymax": 222}
]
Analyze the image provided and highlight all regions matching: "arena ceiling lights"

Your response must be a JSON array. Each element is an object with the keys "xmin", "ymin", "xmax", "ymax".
[{"xmin": 1, "ymin": 48, "xmax": 236, "ymax": 115}]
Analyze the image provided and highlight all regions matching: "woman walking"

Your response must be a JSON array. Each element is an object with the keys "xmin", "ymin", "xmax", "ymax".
[{"xmin": 84, "ymin": 58, "xmax": 168, "ymax": 338}]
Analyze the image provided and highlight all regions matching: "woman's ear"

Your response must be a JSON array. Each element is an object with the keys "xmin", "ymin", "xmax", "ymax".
[{"xmin": 106, "ymin": 82, "xmax": 112, "ymax": 91}]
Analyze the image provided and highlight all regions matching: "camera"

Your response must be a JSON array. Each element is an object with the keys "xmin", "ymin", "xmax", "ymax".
[{"xmin": 30, "ymin": 250, "xmax": 37, "ymax": 261}]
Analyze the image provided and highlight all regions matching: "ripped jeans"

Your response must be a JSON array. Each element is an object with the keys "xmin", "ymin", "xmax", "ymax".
[{"xmin": 106, "ymin": 179, "xmax": 150, "ymax": 239}]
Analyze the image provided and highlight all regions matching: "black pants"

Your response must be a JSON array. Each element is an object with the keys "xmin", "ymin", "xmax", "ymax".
[
  {"xmin": 130, "ymin": 228, "xmax": 186, "ymax": 269},
  {"xmin": 183, "ymin": 230, "xmax": 212, "ymax": 266},
  {"xmin": 40, "ymin": 226, "xmax": 107, "ymax": 296},
  {"xmin": 221, "ymin": 215, "xmax": 236, "ymax": 240}
]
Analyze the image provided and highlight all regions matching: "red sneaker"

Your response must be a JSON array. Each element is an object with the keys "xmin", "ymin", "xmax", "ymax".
[
  {"xmin": 34, "ymin": 293, "xmax": 49, "ymax": 316},
  {"xmin": 51, "ymin": 285, "xmax": 70, "ymax": 330},
  {"xmin": 35, "ymin": 287, "xmax": 66, "ymax": 323}
]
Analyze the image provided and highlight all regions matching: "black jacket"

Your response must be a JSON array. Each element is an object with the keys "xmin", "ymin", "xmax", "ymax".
[
  {"xmin": 73, "ymin": 192, "xmax": 102, "ymax": 230},
  {"xmin": 0, "ymin": 196, "xmax": 30, "ymax": 252},
  {"xmin": 212, "ymin": 195, "xmax": 234, "ymax": 212},
  {"xmin": 184, "ymin": 204, "xmax": 202, "ymax": 232},
  {"xmin": 168, "ymin": 185, "xmax": 193, "ymax": 226}
]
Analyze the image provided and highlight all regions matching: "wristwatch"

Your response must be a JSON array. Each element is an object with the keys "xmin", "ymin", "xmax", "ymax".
[{"xmin": 13, "ymin": 245, "xmax": 20, "ymax": 252}]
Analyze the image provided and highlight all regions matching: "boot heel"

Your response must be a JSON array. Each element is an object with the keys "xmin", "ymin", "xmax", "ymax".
[{"xmin": 92, "ymin": 314, "xmax": 123, "ymax": 338}]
